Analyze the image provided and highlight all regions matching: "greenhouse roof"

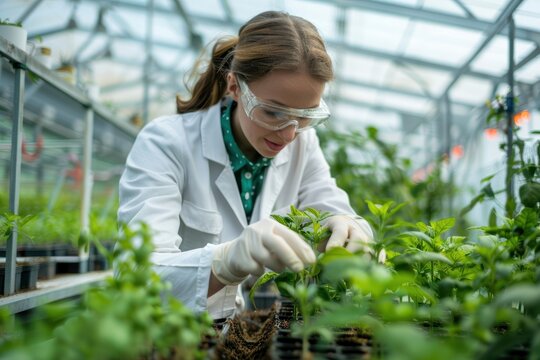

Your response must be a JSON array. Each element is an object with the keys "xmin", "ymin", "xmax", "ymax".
[{"xmin": 1, "ymin": 0, "xmax": 540, "ymax": 162}]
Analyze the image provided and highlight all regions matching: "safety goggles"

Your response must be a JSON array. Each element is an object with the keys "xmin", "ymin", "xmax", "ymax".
[{"xmin": 237, "ymin": 77, "xmax": 330, "ymax": 133}]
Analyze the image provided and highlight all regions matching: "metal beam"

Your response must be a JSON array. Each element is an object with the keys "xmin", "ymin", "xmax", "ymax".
[
  {"xmin": 337, "ymin": 77, "xmax": 473, "ymax": 110},
  {"xmin": 68, "ymin": 0, "xmax": 513, "ymax": 84},
  {"xmin": 29, "ymin": 26, "xmax": 190, "ymax": 53},
  {"xmin": 219, "ymin": 0, "xmax": 234, "ymax": 24},
  {"xmin": 452, "ymin": 0, "xmax": 476, "ymax": 19},
  {"xmin": 441, "ymin": 0, "xmax": 524, "ymax": 97},
  {"xmin": 310, "ymin": 0, "xmax": 540, "ymax": 43},
  {"xmin": 142, "ymin": 0, "xmax": 155, "ymax": 124},
  {"xmin": 16, "ymin": 0, "xmax": 45, "ymax": 24},
  {"xmin": 327, "ymin": 39, "xmax": 500, "ymax": 83},
  {"xmin": 171, "ymin": 0, "xmax": 202, "ymax": 49}
]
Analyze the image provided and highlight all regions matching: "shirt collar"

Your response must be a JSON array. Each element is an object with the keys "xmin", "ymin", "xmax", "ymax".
[{"xmin": 221, "ymin": 101, "xmax": 271, "ymax": 171}]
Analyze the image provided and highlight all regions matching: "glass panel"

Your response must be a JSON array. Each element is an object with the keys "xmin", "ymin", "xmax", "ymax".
[
  {"xmin": 183, "ymin": 0, "xmax": 225, "ymax": 19},
  {"xmin": 449, "ymin": 76, "xmax": 493, "ymax": 105},
  {"xmin": 346, "ymin": 9, "xmax": 410, "ymax": 53},
  {"xmin": 515, "ymin": 0, "xmax": 540, "ymax": 31},
  {"xmin": 287, "ymin": 0, "xmax": 338, "ymax": 41},
  {"xmin": 470, "ymin": 35, "xmax": 537, "ymax": 76},
  {"xmin": 404, "ymin": 21, "xmax": 484, "ymax": 66}
]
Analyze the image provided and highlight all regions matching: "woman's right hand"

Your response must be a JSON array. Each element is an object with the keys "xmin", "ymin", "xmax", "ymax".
[{"xmin": 211, "ymin": 218, "xmax": 316, "ymax": 286}]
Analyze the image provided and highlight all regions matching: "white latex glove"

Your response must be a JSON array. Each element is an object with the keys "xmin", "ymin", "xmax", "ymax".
[
  {"xmin": 324, "ymin": 215, "xmax": 375, "ymax": 255},
  {"xmin": 211, "ymin": 218, "xmax": 316, "ymax": 285}
]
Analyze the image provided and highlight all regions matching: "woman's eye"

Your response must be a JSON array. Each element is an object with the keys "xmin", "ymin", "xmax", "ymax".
[{"xmin": 264, "ymin": 109, "xmax": 286, "ymax": 119}]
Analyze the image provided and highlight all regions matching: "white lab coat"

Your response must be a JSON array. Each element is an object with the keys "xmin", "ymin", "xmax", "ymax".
[{"xmin": 118, "ymin": 99, "xmax": 355, "ymax": 319}]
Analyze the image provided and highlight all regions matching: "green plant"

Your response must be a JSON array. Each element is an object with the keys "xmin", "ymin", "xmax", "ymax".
[
  {"xmin": 0, "ymin": 223, "xmax": 213, "ymax": 360},
  {"xmin": 319, "ymin": 127, "xmax": 454, "ymax": 224},
  {"xmin": 0, "ymin": 19, "xmax": 22, "ymax": 27},
  {"xmin": 249, "ymin": 206, "xmax": 333, "ymax": 310},
  {"xmin": 0, "ymin": 212, "xmax": 35, "ymax": 245}
]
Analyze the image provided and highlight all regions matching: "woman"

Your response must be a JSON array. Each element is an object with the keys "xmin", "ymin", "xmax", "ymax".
[{"xmin": 118, "ymin": 11, "xmax": 374, "ymax": 319}]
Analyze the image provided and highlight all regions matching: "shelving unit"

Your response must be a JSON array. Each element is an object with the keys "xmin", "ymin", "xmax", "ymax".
[
  {"xmin": 0, "ymin": 36, "xmax": 136, "ymax": 301},
  {"xmin": 0, "ymin": 271, "xmax": 112, "ymax": 314}
]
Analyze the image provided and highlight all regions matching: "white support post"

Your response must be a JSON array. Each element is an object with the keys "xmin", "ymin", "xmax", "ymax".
[
  {"xmin": 79, "ymin": 107, "xmax": 94, "ymax": 273},
  {"xmin": 4, "ymin": 65, "xmax": 25, "ymax": 295}
]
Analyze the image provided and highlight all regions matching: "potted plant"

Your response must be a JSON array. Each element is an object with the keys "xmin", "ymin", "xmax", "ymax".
[
  {"xmin": 0, "ymin": 18, "xmax": 27, "ymax": 51},
  {"xmin": 0, "ymin": 213, "xmax": 40, "ymax": 294},
  {"xmin": 55, "ymin": 57, "xmax": 77, "ymax": 85}
]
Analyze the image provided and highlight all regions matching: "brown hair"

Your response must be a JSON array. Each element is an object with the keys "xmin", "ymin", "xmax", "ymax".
[{"xmin": 176, "ymin": 11, "xmax": 333, "ymax": 114}]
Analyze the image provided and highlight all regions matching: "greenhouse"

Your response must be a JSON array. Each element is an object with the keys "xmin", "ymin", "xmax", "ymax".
[{"xmin": 0, "ymin": 0, "xmax": 539, "ymax": 359}]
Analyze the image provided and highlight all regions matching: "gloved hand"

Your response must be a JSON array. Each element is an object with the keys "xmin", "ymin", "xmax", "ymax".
[
  {"xmin": 323, "ymin": 215, "xmax": 376, "ymax": 256},
  {"xmin": 211, "ymin": 218, "xmax": 316, "ymax": 285}
]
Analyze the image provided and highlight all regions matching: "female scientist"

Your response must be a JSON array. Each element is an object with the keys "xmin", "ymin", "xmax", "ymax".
[{"xmin": 118, "ymin": 10, "xmax": 374, "ymax": 319}]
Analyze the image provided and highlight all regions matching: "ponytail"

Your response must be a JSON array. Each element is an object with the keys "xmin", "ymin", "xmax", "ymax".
[{"xmin": 176, "ymin": 36, "xmax": 237, "ymax": 114}]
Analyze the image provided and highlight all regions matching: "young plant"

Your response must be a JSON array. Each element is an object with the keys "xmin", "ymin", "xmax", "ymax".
[
  {"xmin": 249, "ymin": 206, "xmax": 333, "ymax": 310},
  {"xmin": 0, "ymin": 223, "xmax": 214, "ymax": 360},
  {"xmin": 0, "ymin": 212, "xmax": 35, "ymax": 245},
  {"xmin": 0, "ymin": 19, "xmax": 22, "ymax": 27}
]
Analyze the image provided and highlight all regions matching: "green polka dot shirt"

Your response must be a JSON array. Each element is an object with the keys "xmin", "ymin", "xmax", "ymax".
[{"xmin": 221, "ymin": 101, "xmax": 271, "ymax": 222}]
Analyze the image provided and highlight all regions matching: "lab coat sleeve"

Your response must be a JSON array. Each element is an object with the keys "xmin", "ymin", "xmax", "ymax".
[
  {"xmin": 118, "ymin": 117, "xmax": 213, "ymax": 314},
  {"xmin": 297, "ymin": 130, "xmax": 356, "ymax": 215}
]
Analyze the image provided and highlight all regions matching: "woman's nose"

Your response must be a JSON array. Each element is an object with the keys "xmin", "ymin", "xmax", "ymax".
[{"xmin": 276, "ymin": 124, "xmax": 297, "ymax": 142}]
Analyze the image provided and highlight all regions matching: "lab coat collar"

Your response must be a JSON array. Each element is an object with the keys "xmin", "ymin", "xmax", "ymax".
[{"xmin": 201, "ymin": 102, "xmax": 228, "ymax": 166}]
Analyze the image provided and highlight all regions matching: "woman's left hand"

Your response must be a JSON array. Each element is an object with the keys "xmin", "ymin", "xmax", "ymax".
[{"xmin": 322, "ymin": 215, "xmax": 375, "ymax": 255}]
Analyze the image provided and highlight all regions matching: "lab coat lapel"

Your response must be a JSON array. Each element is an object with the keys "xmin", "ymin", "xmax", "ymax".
[
  {"xmin": 201, "ymin": 102, "xmax": 247, "ymax": 227},
  {"xmin": 258, "ymin": 146, "xmax": 290, "ymax": 218}
]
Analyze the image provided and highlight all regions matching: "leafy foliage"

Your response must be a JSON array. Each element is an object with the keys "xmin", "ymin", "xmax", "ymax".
[{"xmin": 0, "ymin": 223, "xmax": 213, "ymax": 360}]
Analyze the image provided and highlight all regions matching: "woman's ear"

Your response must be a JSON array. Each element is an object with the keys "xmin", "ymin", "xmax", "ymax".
[{"xmin": 226, "ymin": 72, "xmax": 240, "ymax": 101}]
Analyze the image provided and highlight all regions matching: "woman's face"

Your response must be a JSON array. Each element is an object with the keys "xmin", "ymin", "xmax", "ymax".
[{"xmin": 227, "ymin": 70, "xmax": 325, "ymax": 160}]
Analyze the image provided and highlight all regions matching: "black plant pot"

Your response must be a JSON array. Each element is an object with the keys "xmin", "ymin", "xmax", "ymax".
[
  {"xmin": 0, "ymin": 264, "xmax": 22, "ymax": 295},
  {"xmin": 0, "ymin": 246, "xmax": 26, "ymax": 257},
  {"xmin": 19, "ymin": 262, "xmax": 39, "ymax": 290},
  {"xmin": 37, "ymin": 259, "xmax": 56, "ymax": 279}
]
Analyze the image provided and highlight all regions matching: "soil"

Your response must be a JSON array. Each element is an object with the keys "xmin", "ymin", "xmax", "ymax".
[{"xmin": 212, "ymin": 305, "xmax": 278, "ymax": 359}]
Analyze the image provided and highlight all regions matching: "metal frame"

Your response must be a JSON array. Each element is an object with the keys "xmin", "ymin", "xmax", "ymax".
[{"xmin": 0, "ymin": 36, "xmax": 134, "ymax": 301}]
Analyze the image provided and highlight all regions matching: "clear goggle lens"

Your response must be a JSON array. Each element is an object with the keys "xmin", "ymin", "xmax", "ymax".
[
  {"xmin": 238, "ymin": 77, "xmax": 330, "ymax": 133},
  {"xmin": 249, "ymin": 105, "xmax": 328, "ymax": 133}
]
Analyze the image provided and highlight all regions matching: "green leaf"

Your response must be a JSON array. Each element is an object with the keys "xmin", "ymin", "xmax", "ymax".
[
  {"xmin": 481, "ymin": 183, "xmax": 495, "ymax": 198},
  {"xmin": 415, "ymin": 222, "xmax": 429, "ymax": 233},
  {"xmin": 365, "ymin": 200, "xmax": 381, "ymax": 216},
  {"xmin": 402, "ymin": 231, "xmax": 434, "ymax": 248},
  {"xmin": 530, "ymin": 331, "xmax": 540, "ymax": 360},
  {"xmin": 514, "ymin": 207, "xmax": 538, "ymax": 231},
  {"xmin": 387, "ymin": 202, "xmax": 407, "ymax": 217},
  {"xmin": 270, "ymin": 214, "xmax": 287, "ymax": 227},
  {"xmin": 481, "ymin": 174, "xmax": 496, "ymax": 183},
  {"xmin": 460, "ymin": 193, "xmax": 485, "ymax": 216},
  {"xmin": 488, "ymin": 207, "xmax": 498, "ymax": 227},
  {"xmin": 518, "ymin": 182, "xmax": 540, "ymax": 208},
  {"xmin": 430, "ymin": 218, "xmax": 455, "ymax": 235},
  {"xmin": 522, "ymin": 164, "xmax": 537, "ymax": 182},
  {"xmin": 318, "ymin": 246, "xmax": 354, "ymax": 266},
  {"xmin": 494, "ymin": 284, "xmax": 540, "ymax": 310},
  {"xmin": 311, "ymin": 302, "xmax": 370, "ymax": 329},
  {"xmin": 392, "ymin": 251, "xmax": 452, "ymax": 265},
  {"xmin": 249, "ymin": 272, "xmax": 280, "ymax": 309}
]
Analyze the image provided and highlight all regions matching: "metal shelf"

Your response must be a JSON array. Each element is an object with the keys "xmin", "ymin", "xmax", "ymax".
[
  {"xmin": 0, "ymin": 36, "xmax": 130, "ymax": 298},
  {"xmin": 0, "ymin": 37, "xmax": 138, "ymax": 138},
  {"xmin": 0, "ymin": 271, "xmax": 111, "ymax": 314}
]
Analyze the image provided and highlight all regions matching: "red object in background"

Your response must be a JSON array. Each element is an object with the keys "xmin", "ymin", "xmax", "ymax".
[
  {"xmin": 21, "ymin": 135, "xmax": 44, "ymax": 162},
  {"xmin": 452, "ymin": 144, "xmax": 464, "ymax": 159},
  {"xmin": 514, "ymin": 110, "xmax": 530, "ymax": 126},
  {"xmin": 484, "ymin": 128, "xmax": 498, "ymax": 140}
]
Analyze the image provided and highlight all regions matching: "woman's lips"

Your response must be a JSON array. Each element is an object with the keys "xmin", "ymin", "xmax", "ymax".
[{"xmin": 265, "ymin": 139, "xmax": 285, "ymax": 152}]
